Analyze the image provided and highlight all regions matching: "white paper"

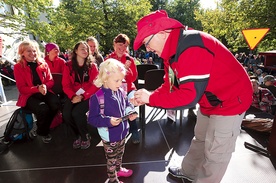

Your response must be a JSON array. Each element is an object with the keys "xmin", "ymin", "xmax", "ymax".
[
  {"xmin": 167, "ymin": 110, "xmax": 176, "ymax": 122},
  {"xmin": 76, "ymin": 88, "xmax": 85, "ymax": 95}
]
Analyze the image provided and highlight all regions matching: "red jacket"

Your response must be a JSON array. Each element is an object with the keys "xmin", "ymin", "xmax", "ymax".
[
  {"xmin": 14, "ymin": 60, "xmax": 54, "ymax": 107},
  {"xmin": 150, "ymin": 29, "xmax": 253, "ymax": 116},
  {"xmin": 44, "ymin": 55, "xmax": 66, "ymax": 74},
  {"xmin": 105, "ymin": 52, "xmax": 137, "ymax": 92},
  {"xmin": 62, "ymin": 61, "xmax": 99, "ymax": 100}
]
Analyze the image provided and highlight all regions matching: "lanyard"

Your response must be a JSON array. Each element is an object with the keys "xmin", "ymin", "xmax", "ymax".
[
  {"xmin": 169, "ymin": 66, "xmax": 175, "ymax": 92},
  {"xmin": 76, "ymin": 71, "xmax": 85, "ymax": 85}
]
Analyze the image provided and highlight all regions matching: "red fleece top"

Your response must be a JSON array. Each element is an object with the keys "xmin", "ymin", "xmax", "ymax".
[
  {"xmin": 62, "ymin": 61, "xmax": 99, "ymax": 101},
  {"xmin": 106, "ymin": 52, "xmax": 137, "ymax": 92},
  {"xmin": 44, "ymin": 55, "xmax": 66, "ymax": 74},
  {"xmin": 14, "ymin": 60, "xmax": 54, "ymax": 107},
  {"xmin": 149, "ymin": 29, "xmax": 253, "ymax": 116}
]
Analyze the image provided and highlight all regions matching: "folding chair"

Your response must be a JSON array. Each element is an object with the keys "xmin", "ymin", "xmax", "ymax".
[
  {"xmin": 135, "ymin": 64, "xmax": 159, "ymax": 89},
  {"xmin": 144, "ymin": 69, "xmax": 166, "ymax": 122}
]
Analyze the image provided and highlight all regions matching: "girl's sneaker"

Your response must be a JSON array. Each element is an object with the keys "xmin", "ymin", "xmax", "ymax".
[
  {"xmin": 117, "ymin": 167, "xmax": 133, "ymax": 177},
  {"xmin": 73, "ymin": 137, "xmax": 81, "ymax": 149}
]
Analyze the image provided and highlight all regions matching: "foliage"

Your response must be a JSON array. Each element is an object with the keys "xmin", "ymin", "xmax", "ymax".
[
  {"xmin": 195, "ymin": 0, "xmax": 276, "ymax": 53},
  {"xmin": 1, "ymin": 0, "xmax": 151, "ymax": 54},
  {"xmin": 49, "ymin": 0, "xmax": 152, "ymax": 54},
  {"xmin": 1, "ymin": 0, "xmax": 275, "ymax": 55},
  {"xmin": 166, "ymin": 0, "xmax": 202, "ymax": 30}
]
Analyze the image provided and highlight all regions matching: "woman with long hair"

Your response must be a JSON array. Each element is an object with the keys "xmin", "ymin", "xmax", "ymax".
[
  {"xmin": 62, "ymin": 41, "xmax": 99, "ymax": 149},
  {"xmin": 14, "ymin": 40, "xmax": 60, "ymax": 143}
]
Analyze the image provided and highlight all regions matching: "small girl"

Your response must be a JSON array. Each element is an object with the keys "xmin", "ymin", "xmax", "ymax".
[{"xmin": 88, "ymin": 58, "xmax": 137, "ymax": 183}]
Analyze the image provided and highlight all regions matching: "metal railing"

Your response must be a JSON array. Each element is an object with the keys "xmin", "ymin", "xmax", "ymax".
[
  {"xmin": 0, "ymin": 55, "xmax": 16, "ymax": 105},
  {"xmin": 0, "ymin": 73, "xmax": 16, "ymax": 105}
]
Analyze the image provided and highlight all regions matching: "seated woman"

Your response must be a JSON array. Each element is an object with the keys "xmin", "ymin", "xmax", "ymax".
[
  {"xmin": 251, "ymin": 79, "xmax": 276, "ymax": 114},
  {"xmin": 13, "ymin": 40, "xmax": 60, "ymax": 143},
  {"xmin": 86, "ymin": 36, "xmax": 104, "ymax": 68},
  {"xmin": 44, "ymin": 42, "xmax": 66, "ymax": 74},
  {"xmin": 62, "ymin": 41, "xmax": 99, "ymax": 150}
]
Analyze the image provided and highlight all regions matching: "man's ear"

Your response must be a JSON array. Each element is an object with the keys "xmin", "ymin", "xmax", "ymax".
[{"xmin": 158, "ymin": 30, "xmax": 170, "ymax": 41}]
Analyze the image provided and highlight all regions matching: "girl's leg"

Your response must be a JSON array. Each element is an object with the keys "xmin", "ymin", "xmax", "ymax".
[{"xmin": 103, "ymin": 140, "xmax": 120, "ymax": 183}]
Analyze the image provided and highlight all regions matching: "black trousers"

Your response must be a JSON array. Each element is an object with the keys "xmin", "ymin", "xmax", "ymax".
[
  {"xmin": 62, "ymin": 97, "xmax": 89, "ymax": 141},
  {"xmin": 26, "ymin": 92, "xmax": 60, "ymax": 136}
]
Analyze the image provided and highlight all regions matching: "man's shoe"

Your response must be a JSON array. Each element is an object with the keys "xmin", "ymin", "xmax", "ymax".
[{"xmin": 168, "ymin": 166, "xmax": 194, "ymax": 181}]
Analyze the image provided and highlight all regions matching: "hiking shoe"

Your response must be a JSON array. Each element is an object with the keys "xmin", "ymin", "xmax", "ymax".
[
  {"xmin": 117, "ymin": 167, "xmax": 133, "ymax": 177},
  {"xmin": 29, "ymin": 129, "xmax": 37, "ymax": 139},
  {"xmin": 168, "ymin": 166, "xmax": 194, "ymax": 181},
  {"xmin": 41, "ymin": 134, "xmax": 52, "ymax": 143},
  {"xmin": 73, "ymin": 137, "xmax": 81, "ymax": 149},
  {"xmin": 80, "ymin": 140, "xmax": 90, "ymax": 149},
  {"xmin": 131, "ymin": 131, "xmax": 140, "ymax": 144}
]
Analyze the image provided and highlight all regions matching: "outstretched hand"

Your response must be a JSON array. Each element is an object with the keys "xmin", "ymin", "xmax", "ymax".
[{"xmin": 133, "ymin": 89, "xmax": 151, "ymax": 105}]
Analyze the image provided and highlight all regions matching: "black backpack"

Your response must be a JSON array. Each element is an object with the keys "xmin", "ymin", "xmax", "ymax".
[{"xmin": 3, "ymin": 108, "xmax": 34, "ymax": 142}]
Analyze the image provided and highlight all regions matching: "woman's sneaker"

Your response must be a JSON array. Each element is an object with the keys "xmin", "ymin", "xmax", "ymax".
[
  {"xmin": 80, "ymin": 133, "xmax": 91, "ymax": 149},
  {"xmin": 80, "ymin": 140, "xmax": 90, "ymax": 149},
  {"xmin": 41, "ymin": 134, "xmax": 52, "ymax": 143},
  {"xmin": 73, "ymin": 137, "xmax": 81, "ymax": 149},
  {"xmin": 117, "ymin": 167, "xmax": 133, "ymax": 177}
]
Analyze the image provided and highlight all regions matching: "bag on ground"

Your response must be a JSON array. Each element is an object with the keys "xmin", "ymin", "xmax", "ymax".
[{"xmin": 3, "ymin": 108, "xmax": 33, "ymax": 142}]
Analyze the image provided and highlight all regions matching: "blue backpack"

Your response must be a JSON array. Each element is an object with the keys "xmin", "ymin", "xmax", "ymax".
[{"xmin": 3, "ymin": 108, "xmax": 33, "ymax": 142}]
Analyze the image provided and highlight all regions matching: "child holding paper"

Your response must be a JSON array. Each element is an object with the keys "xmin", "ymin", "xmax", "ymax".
[
  {"xmin": 62, "ymin": 41, "xmax": 99, "ymax": 150},
  {"xmin": 88, "ymin": 58, "xmax": 137, "ymax": 183}
]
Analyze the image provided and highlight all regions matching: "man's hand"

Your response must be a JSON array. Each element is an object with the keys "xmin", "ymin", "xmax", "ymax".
[{"xmin": 134, "ymin": 89, "xmax": 151, "ymax": 104}]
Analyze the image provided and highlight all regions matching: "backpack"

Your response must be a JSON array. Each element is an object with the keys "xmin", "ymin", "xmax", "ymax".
[
  {"xmin": 95, "ymin": 89, "xmax": 105, "ymax": 115},
  {"xmin": 3, "ymin": 108, "xmax": 33, "ymax": 142},
  {"xmin": 95, "ymin": 87, "xmax": 127, "ymax": 115}
]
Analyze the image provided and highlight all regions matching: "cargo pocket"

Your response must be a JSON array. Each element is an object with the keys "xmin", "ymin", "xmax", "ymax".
[{"xmin": 210, "ymin": 131, "xmax": 236, "ymax": 154}]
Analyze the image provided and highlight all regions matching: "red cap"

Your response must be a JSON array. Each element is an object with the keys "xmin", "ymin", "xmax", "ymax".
[
  {"xmin": 45, "ymin": 43, "xmax": 59, "ymax": 53},
  {"xmin": 133, "ymin": 10, "xmax": 184, "ymax": 50}
]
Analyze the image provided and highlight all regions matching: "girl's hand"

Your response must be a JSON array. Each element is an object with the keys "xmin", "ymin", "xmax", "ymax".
[
  {"xmin": 110, "ymin": 117, "xmax": 122, "ymax": 126},
  {"xmin": 129, "ymin": 113, "xmax": 138, "ymax": 121}
]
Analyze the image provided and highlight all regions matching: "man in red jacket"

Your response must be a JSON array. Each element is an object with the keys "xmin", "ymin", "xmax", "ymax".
[{"xmin": 133, "ymin": 10, "xmax": 253, "ymax": 183}]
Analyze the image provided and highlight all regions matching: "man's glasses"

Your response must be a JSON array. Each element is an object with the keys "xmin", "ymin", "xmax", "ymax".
[{"xmin": 144, "ymin": 34, "xmax": 155, "ymax": 48}]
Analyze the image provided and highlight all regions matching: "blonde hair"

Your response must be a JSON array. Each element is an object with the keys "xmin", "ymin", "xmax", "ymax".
[
  {"xmin": 94, "ymin": 58, "xmax": 126, "ymax": 87},
  {"xmin": 17, "ymin": 40, "xmax": 43, "ymax": 65}
]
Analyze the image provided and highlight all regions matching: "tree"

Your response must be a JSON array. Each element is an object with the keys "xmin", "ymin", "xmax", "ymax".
[
  {"xmin": 0, "ymin": 0, "xmax": 55, "ymax": 43},
  {"xmin": 166, "ymin": 0, "xmax": 202, "ymax": 30},
  {"xmin": 195, "ymin": 0, "xmax": 276, "ymax": 53},
  {"xmin": 2, "ymin": 0, "xmax": 152, "ymax": 54},
  {"xmin": 49, "ymin": 0, "xmax": 152, "ymax": 54}
]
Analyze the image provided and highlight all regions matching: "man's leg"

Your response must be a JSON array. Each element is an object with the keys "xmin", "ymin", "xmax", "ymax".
[{"xmin": 194, "ymin": 112, "xmax": 244, "ymax": 183}]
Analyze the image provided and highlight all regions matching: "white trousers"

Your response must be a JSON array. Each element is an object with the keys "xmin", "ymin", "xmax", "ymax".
[{"xmin": 181, "ymin": 110, "xmax": 245, "ymax": 183}]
